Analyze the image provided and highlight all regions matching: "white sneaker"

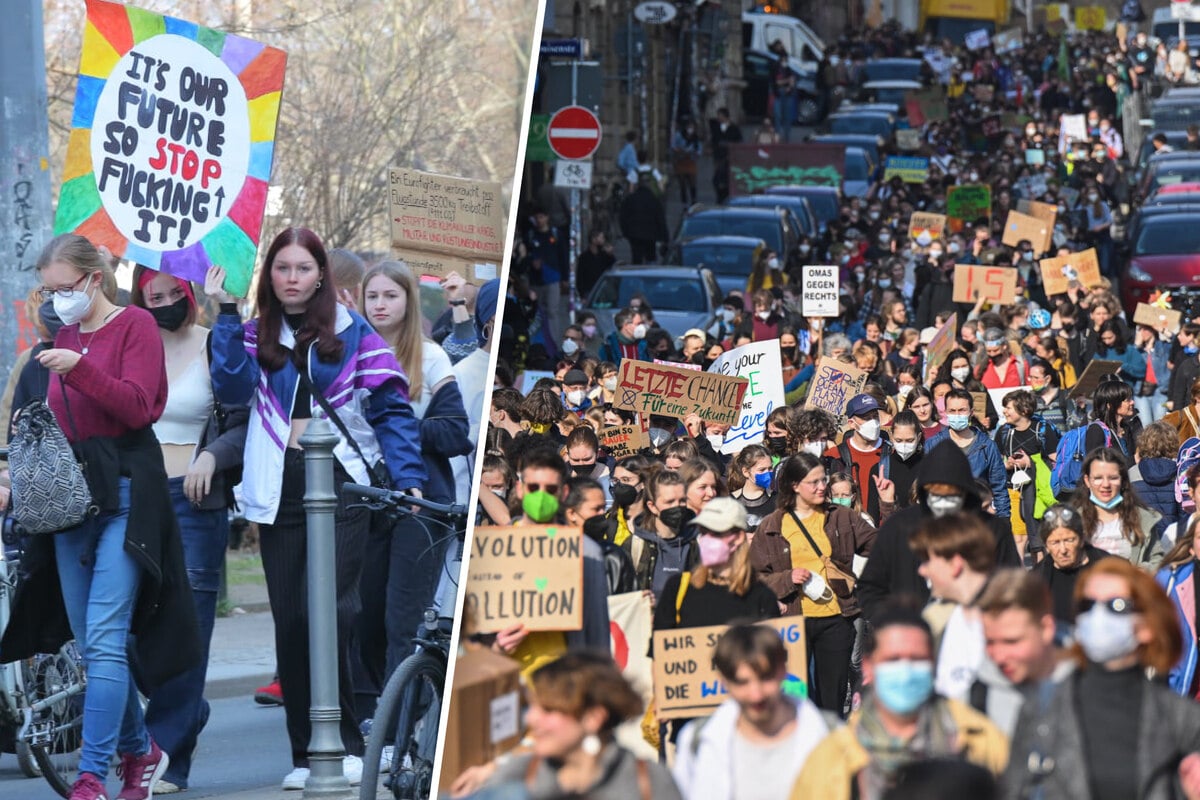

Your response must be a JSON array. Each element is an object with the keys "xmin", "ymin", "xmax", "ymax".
[
  {"xmin": 343, "ymin": 755, "xmax": 363, "ymax": 787},
  {"xmin": 379, "ymin": 745, "xmax": 394, "ymax": 773},
  {"xmin": 281, "ymin": 767, "xmax": 309, "ymax": 791}
]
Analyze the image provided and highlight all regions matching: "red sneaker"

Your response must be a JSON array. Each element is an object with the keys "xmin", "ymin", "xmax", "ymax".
[
  {"xmin": 255, "ymin": 679, "xmax": 284, "ymax": 706},
  {"xmin": 70, "ymin": 773, "xmax": 109, "ymax": 800},
  {"xmin": 115, "ymin": 740, "xmax": 170, "ymax": 800}
]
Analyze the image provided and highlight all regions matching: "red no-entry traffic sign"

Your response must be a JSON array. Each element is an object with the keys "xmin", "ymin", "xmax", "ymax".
[{"xmin": 547, "ymin": 105, "xmax": 602, "ymax": 161}]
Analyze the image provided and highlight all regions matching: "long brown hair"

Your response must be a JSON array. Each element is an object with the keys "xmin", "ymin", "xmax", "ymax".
[
  {"xmin": 1074, "ymin": 448, "xmax": 1148, "ymax": 549},
  {"xmin": 1073, "ymin": 558, "xmax": 1182, "ymax": 676},
  {"xmin": 691, "ymin": 539, "xmax": 754, "ymax": 595},
  {"xmin": 254, "ymin": 227, "xmax": 344, "ymax": 371},
  {"xmin": 362, "ymin": 261, "xmax": 426, "ymax": 398}
]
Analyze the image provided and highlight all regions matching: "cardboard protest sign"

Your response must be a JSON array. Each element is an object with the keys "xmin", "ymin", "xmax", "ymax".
[
  {"xmin": 924, "ymin": 313, "xmax": 958, "ymax": 381},
  {"xmin": 390, "ymin": 168, "xmax": 505, "ymax": 282},
  {"xmin": 608, "ymin": 591, "xmax": 655, "ymax": 759},
  {"xmin": 1002, "ymin": 210, "xmax": 1051, "ymax": 253},
  {"xmin": 1059, "ymin": 114, "xmax": 1087, "ymax": 152},
  {"xmin": 987, "ymin": 386, "xmax": 1034, "ymax": 419},
  {"xmin": 993, "ymin": 29, "xmax": 1023, "ymax": 53},
  {"xmin": 708, "ymin": 340, "xmax": 785, "ymax": 454},
  {"xmin": 1025, "ymin": 148, "xmax": 1045, "ymax": 166},
  {"xmin": 801, "ymin": 265, "xmax": 839, "ymax": 317},
  {"xmin": 598, "ymin": 425, "xmax": 648, "ymax": 459},
  {"xmin": 54, "ymin": 0, "xmax": 287, "ymax": 297},
  {"xmin": 804, "ymin": 358, "xmax": 869, "ymax": 424},
  {"xmin": 656, "ymin": 358, "xmax": 701, "ymax": 371},
  {"xmin": 465, "ymin": 526, "xmax": 584, "ymax": 634},
  {"xmin": 1017, "ymin": 199, "xmax": 1057, "ymax": 234},
  {"xmin": 653, "ymin": 617, "xmax": 807, "ymax": 720},
  {"xmin": 517, "ymin": 370, "xmax": 555, "ymax": 392},
  {"xmin": 1075, "ymin": 5, "xmax": 1106, "ymax": 30},
  {"xmin": 1014, "ymin": 175, "xmax": 1048, "ymax": 202},
  {"xmin": 946, "ymin": 184, "xmax": 991, "ymax": 232},
  {"xmin": 1134, "ymin": 303, "xmax": 1184, "ymax": 335},
  {"xmin": 896, "ymin": 129, "xmax": 922, "ymax": 151},
  {"xmin": 952, "ymin": 264, "xmax": 1018, "ymax": 305},
  {"xmin": 1069, "ymin": 360, "xmax": 1123, "ymax": 399},
  {"xmin": 906, "ymin": 88, "xmax": 947, "ymax": 126},
  {"xmin": 909, "ymin": 212, "xmax": 946, "ymax": 243},
  {"xmin": 614, "ymin": 360, "xmax": 748, "ymax": 426},
  {"xmin": 727, "ymin": 144, "xmax": 844, "ymax": 195},
  {"xmin": 970, "ymin": 392, "xmax": 989, "ymax": 422},
  {"xmin": 1039, "ymin": 248, "xmax": 1102, "ymax": 296},
  {"xmin": 884, "ymin": 156, "xmax": 930, "ymax": 183}
]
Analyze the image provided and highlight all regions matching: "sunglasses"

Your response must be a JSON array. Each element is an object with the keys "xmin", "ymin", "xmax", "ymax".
[
  {"xmin": 1076, "ymin": 597, "xmax": 1137, "ymax": 616},
  {"xmin": 524, "ymin": 483, "xmax": 560, "ymax": 495}
]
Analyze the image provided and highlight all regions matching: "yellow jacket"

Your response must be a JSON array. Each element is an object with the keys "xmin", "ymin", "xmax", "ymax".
[{"xmin": 788, "ymin": 698, "xmax": 1009, "ymax": 800}]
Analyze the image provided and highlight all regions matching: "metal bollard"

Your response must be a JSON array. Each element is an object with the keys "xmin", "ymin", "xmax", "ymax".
[{"xmin": 300, "ymin": 419, "xmax": 351, "ymax": 798}]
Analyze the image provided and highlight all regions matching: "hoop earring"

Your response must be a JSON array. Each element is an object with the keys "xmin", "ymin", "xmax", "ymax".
[{"xmin": 316, "ymin": 280, "xmax": 322, "ymax": 289}]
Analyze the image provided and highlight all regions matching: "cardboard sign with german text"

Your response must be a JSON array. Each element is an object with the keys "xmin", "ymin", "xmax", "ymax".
[
  {"xmin": 653, "ymin": 616, "xmax": 807, "ymax": 720},
  {"xmin": 614, "ymin": 360, "xmax": 748, "ymax": 426},
  {"xmin": 952, "ymin": 264, "xmax": 1018, "ymax": 305},
  {"xmin": 804, "ymin": 358, "xmax": 869, "ymax": 424},
  {"xmin": 1039, "ymin": 248, "xmax": 1102, "ymax": 296},
  {"xmin": 801, "ymin": 265, "xmax": 840, "ymax": 317},
  {"xmin": 946, "ymin": 184, "xmax": 992, "ymax": 232},
  {"xmin": 909, "ymin": 212, "xmax": 947, "ymax": 243},
  {"xmin": 465, "ymin": 526, "xmax": 584, "ymax": 634},
  {"xmin": 1068, "ymin": 360, "xmax": 1124, "ymax": 399},
  {"xmin": 1134, "ymin": 303, "xmax": 1183, "ymax": 335},
  {"xmin": 390, "ymin": 168, "xmax": 505, "ymax": 283},
  {"xmin": 598, "ymin": 425, "xmax": 648, "ymax": 459}
]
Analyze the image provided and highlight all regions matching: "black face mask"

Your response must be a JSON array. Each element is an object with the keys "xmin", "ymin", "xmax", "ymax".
[
  {"xmin": 38, "ymin": 299, "xmax": 64, "ymax": 340},
  {"xmin": 658, "ymin": 506, "xmax": 696, "ymax": 535},
  {"xmin": 766, "ymin": 435, "xmax": 789, "ymax": 456},
  {"xmin": 571, "ymin": 462, "xmax": 595, "ymax": 477},
  {"xmin": 149, "ymin": 296, "xmax": 190, "ymax": 332},
  {"xmin": 611, "ymin": 481, "xmax": 638, "ymax": 508},
  {"xmin": 582, "ymin": 515, "xmax": 611, "ymax": 543}
]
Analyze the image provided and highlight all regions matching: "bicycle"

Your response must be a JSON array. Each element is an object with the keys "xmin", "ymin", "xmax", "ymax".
[
  {"xmin": 341, "ymin": 484, "xmax": 468, "ymax": 800},
  {"xmin": 0, "ymin": 447, "xmax": 88, "ymax": 797}
]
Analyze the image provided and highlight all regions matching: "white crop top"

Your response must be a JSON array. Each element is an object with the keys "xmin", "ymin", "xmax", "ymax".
[{"xmin": 153, "ymin": 354, "xmax": 215, "ymax": 445}]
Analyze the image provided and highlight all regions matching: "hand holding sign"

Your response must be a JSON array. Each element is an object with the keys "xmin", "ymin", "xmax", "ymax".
[{"xmin": 204, "ymin": 265, "xmax": 234, "ymax": 304}]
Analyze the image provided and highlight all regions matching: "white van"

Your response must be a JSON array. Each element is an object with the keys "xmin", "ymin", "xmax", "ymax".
[{"xmin": 742, "ymin": 9, "xmax": 825, "ymax": 73}]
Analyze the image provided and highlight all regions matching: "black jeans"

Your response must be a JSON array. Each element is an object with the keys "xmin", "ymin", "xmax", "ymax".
[
  {"xmin": 260, "ymin": 448, "xmax": 369, "ymax": 766},
  {"xmin": 806, "ymin": 614, "xmax": 857, "ymax": 716}
]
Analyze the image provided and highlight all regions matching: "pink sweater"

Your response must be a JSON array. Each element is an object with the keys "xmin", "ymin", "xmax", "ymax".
[{"xmin": 48, "ymin": 306, "xmax": 167, "ymax": 442}]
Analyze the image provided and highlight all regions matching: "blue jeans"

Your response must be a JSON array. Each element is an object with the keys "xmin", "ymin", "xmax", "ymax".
[
  {"xmin": 773, "ymin": 91, "xmax": 796, "ymax": 142},
  {"xmin": 55, "ymin": 479, "xmax": 149, "ymax": 778},
  {"xmin": 1136, "ymin": 393, "xmax": 1166, "ymax": 425},
  {"xmin": 142, "ymin": 478, "xmax": 227, "ymax": 787}
]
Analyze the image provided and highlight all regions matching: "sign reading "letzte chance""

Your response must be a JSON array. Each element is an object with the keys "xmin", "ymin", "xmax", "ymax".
[
  {"xmin": 465, "ymin": 526, "xmax": 584, "ymax": 634},
  {"xmin": 614, "ymin": 360, "xmax": 748, "ymax": 425}
]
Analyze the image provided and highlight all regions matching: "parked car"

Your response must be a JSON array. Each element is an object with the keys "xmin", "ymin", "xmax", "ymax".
[
  {"xmin": 765, "ymin": 185, "xmax": 842, "ymax": 234},
  {"xmin": 826, "ymin": 109, "xmax": 895, "ymax": 140},
  {"xmin": 581, "ymin": 265, "xmax": 722, "ymax": 339},
  {"xmin": 860, "ymin": 58, "xmax": 924, "ymax": 84},
  {"xmin": 727, "ymin": 193, "xmax": 818, "ymax": 238},
  {"xmin": 842, "ymin": 146, "xmax": 877, "ymax": 198},
  {"xmin": 669, "ymin": 235, "xmax": 767, "ymax": 296},
  {"xmin": 810, "ymin": 133, "xmax": 886, "ymax": 172},
  {"xmin": 1131, "ymin": 129, "xmax": 1190, "ymax": 183},
  {"xmin": 1120, "ymin": 209, "xmax": 1200, "ymax": 315},
  {"xmin": 743, "ymin": 49, "xmax": 825, "ymax": 125},
  {"xmin": 1150, "ymin": 96, "xmax": 1200, "ymax": 132},
  {"xmin": 676, "ymin": 205, "xmax": 800, "ymax": 271},
  {"xmin": 858, "ymin": 79, "xmax": 923, "ymax": 113},
  {"xmin": 1136, "ymin": 152, "xmax": 1200, "ymax": 200}
]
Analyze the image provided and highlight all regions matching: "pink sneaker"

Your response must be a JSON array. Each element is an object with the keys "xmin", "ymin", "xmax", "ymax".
[
  {"xmin": 115, "ymin": 740, "xmax": 170, "ymax": 800},
  {"xmin": 70, "ymin": 773, "xmax": 109, "ymax": 800}
]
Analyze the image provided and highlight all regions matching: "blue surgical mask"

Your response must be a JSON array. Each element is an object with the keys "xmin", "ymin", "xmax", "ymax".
[
  {"xmin": 753, "ymin": 471, "xmax": 773, "ymax": 491},
  {"xmin": 1090, "ymin": 492, "xmax": 1124, "ymax": 511},
  {"xmin": 873, "ymin": 659, "xmax": 934, "ymax": 715},
  {"xmin": 878, "ymin": 278, "xmax": 893, "ymax": 289},
  {"xmin": 947, "ymin": 414, "xmax": 971, "ymax": 431},
  {"xmin": 1075, "ymin": 604, "xmax": 1138, "ymax": 663}
]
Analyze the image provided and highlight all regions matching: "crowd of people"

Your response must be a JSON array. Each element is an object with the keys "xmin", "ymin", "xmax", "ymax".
[
  {"xmin": 0, "ymin": 230, "xmax": 494, "ymax": 798},
  {"xmin": 452, "ymin": 11, "xmax": 1200, "ymax": 800}
]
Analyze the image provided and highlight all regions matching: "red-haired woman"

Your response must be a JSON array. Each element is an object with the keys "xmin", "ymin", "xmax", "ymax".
[{"xmin": 205, "ymin": 228, "xmax": 425, "ymax": 789}]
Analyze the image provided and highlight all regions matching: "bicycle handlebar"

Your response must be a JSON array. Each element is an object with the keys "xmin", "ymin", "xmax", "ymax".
[{"xmin": 341, "ymin": 483, "xmax": 468, "ymax": 520}]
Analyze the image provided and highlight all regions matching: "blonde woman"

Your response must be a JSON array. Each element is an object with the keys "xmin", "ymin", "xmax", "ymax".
[{"xmin": 360, "ymin": 261, "xmax": 472, "ymax": 713}]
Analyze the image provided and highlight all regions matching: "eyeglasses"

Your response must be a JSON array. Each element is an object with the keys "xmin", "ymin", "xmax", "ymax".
[
  {"xmin": 1076, "ymin": 597, "xmax": 1137, "ymax": 616},
  {"xmin": 800, "ymin": 476, "xmax": 830, "ymax": 488},
  {"xmin": 37, "ymin": 273, "xmax": 90, "ymax": 301},
  {"xmin": 524, "ymin": 483, "xmax": 559, "ymax": 495},
  {"xmin": 1042, "ymin": 506, "xmax": 1077, "ymax": 526}
]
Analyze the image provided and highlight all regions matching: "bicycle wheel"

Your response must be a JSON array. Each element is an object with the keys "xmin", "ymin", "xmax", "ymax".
[
  {"xmin": 25, "ymin": 644, "xmax": 86, "ymax": 798},
  {"xmin": 360, "ymin": 650, "xmax": 446, "ymax": 800}
]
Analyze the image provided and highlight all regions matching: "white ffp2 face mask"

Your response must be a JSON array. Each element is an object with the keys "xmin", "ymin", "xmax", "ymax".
[
  {"xmin": 52, "ymin": 274, "xmax": 96, "ymax": 326},
  {"xmin": 857, "ymin": 419, "xmax": 881, "ymax": 441}
]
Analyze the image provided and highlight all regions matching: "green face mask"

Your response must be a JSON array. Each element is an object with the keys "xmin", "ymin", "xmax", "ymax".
[
  {"xmin": 830, "ymin": 497, "xmax": 854, "ymax": 507},
  {"xmin": 522, "ymin": 490, "xmax": 560, "ymax": 524}
]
